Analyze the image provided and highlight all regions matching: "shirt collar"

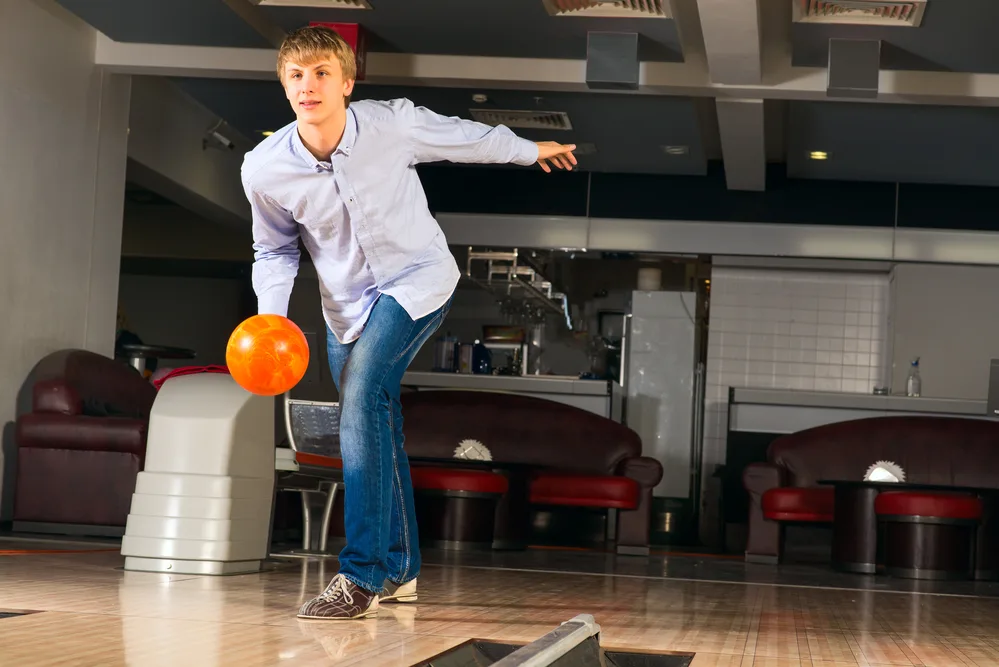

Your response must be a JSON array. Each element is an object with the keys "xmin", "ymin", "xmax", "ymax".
[{"xmin": 292, "ymin": 106, "xmax": 357, "ymax": 169}]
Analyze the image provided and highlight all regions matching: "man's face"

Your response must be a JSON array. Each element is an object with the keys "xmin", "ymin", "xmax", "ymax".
[{"xmin": 282, "ymin": 57, "xmax": 355, "ymax": 125}]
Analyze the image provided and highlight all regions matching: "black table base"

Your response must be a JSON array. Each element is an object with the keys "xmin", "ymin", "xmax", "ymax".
[
  {"xmin": 881, "ymin": 518, "xmax": 976, "ymax": 580},
  {"xmin": 831, "ymin": 485, "xmax": 879, "ymax": 574},
  {"xmin": 821, "ymin": 479, "xmax": 999, "ymax": 581}
]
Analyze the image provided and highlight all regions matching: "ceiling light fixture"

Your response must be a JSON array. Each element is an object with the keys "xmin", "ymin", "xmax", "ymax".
[
  {"xmin": 256, "ymin": 0, "xmax": 372, "ymax": 8},
  {"xmin": 663, "ymin": 145, "xmax": 688, "ymax": 156},
  {"xmin": 261, "ymin": 131, "xmax": 274, "ymax": 137},
  {"xmin": 809, "ymin": 151, "xmax": 829, "ymax": 160}
]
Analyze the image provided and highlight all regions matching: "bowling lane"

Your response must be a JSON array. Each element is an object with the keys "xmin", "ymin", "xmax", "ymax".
[{"xmin": 2, "ymin": 541, "xmax": 997, "ymax": 666}]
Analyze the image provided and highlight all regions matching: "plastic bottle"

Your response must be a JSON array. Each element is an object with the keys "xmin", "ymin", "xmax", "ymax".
[{"xmin": 906, "ymin": 357, "xmax": 921, "ymax": 397}]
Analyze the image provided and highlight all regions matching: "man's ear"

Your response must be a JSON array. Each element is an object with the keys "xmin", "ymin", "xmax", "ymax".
[{"xmin": 344, "ymin": 78, "xmax": 356, "ymax": 98}]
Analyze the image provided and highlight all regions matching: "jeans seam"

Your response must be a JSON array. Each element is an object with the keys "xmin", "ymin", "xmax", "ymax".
[
  {"xmin": 392, "ymin": 310, "xmax": 442, "ymax": 365},
  {"xmin": 389, "ymin": 407, "xmax": 411, "ymax": 583}
]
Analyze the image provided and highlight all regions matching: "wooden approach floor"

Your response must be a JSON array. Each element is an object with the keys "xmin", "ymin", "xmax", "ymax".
[{"xmin": 3, "ymin": 546, "xmax": 999, "ymax": 667}]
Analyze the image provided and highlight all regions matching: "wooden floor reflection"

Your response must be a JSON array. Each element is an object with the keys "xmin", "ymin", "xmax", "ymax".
[{"xmin": 2, "ymin": 545, "xmax": 999, "ymax": 666}]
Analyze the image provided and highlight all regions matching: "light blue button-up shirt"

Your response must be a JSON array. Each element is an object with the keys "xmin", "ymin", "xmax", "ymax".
[{"xmin": 241, "ymin": 98, "xmax": 540, "ymax": 343}]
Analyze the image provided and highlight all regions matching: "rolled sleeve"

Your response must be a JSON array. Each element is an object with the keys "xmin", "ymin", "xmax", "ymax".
[
  {"xmin": 244, "ymin": 179, "xmax": 300, "ymax": 317},
  {"xmin": 400, "ymin": 98, "xmax": 539, "ymax": 167}
]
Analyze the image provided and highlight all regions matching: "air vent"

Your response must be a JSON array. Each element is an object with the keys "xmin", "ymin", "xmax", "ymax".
[
  {"xmin": 542, "ymin": 0, "xmax": 671, "ymax": 19},
  {"xmin": 469, "ymin": 109, "xmax": 573, "ymax": 131},
  {"xmin": 255, "ymin": 0, "xmax": 371, "ymax": 8},
  {"xmin": 792, "ymin": 0, "xmax": 926, "ymax": 27}
]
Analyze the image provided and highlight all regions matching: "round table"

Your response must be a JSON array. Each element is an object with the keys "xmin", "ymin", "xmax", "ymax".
[
  {"xmin": 819, "ymin": 479, "xmax": 999, "ymax": 579},
  {"xmin": 119, "ymin": 343, "xmax": 196, "ymax": 374},
  {"xmin": 410, "ymin": 457, "xmax": 541, "ymax": 551}
]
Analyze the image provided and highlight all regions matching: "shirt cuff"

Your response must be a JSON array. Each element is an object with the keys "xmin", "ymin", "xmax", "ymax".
[
  {"xmin": 257, "ymin": 293, "xmax": 290, "ymax": 318},
  {"xmin": 515, "ymin": 139, "xmax": 539, "ymax": 166}
]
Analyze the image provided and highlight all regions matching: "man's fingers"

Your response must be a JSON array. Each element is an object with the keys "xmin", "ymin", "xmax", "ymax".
[{"xmin": 537, "ymin": 146, "xmax": 579, "ymax": 172}]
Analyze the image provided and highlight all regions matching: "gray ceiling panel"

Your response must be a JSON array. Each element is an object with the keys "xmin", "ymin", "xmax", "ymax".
[
  {"xmin": 54, "ymin": 0, "xmax": 273, "ymax": 48},
  {"xmin": 786, "ymin": 100, "xmax": 999, "ymax": 187},
  {"xmin": 53, "ymin": 0, "xmax": 681, "ymax": 60},
  {"xmin": 173, "ymin": 78, "xmax": 706, "ymax": 175},
  {"xmin": 261, "ymin": 0, "xmax": 684, "ymax": 61},
  {"xmin": 791, "ymin": 1, "xmax": 999, "ymax": 73},
  {"xmin": 58, "ymin": 0, "xmax": 999, "ymax": 193}
]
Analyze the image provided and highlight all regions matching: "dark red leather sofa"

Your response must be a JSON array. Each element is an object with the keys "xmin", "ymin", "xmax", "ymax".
[
  {"xmin": 12, "ymin": 349, "xmax": 157, "ymax": 535},
  {"xmin": 743, "ymin": 414, "xmax": 999, "ymax": 563},
  {"xmin": 399, "ymin": 389, "xmax": 664, "ymax": 555}
]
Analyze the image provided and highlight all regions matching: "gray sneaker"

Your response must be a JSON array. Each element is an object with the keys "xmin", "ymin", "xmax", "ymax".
[
  {"xmin": 380, "ymin": 578, "xmax": 418, "ymax": 603},
  {"xmin": 298, "ymin": 574, "xmax": 379, "ymax": 620}
]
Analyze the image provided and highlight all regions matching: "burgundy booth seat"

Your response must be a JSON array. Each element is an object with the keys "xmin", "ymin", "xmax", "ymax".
[
  {"xmin": 876, "ymin": 492, "xmax": 983, "ymax": 522},
  {"xmin": 399, "ymin": 389, "xmax": 663, "ymax": 554},
  {"xmin": 761, "ymin": 487, "xmax": 834, "ymax": 523},
  {"xmin": 529, "ymin": 473, "xmax": 639, "ymax": 511},
  {"xmin": 12, "ymin": 349, "xmax": 157, "ymax": 534},
  {"xmin": 743, "ymin": 415, "xmax": 999, "ymax": 564},
  {"xmin": 410, "ymin": 467, "xmax": 509, "ymax": 495}
]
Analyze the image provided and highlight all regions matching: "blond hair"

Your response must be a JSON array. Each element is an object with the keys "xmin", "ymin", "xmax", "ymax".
[{"xmin": 277, "ymin": 25, "xmax": 357, "ymax": 105}]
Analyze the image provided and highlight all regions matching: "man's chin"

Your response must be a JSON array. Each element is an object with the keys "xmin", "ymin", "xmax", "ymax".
[{"xmin": 295, "ymin": 112, "xmax": 326, "ymax": 125}]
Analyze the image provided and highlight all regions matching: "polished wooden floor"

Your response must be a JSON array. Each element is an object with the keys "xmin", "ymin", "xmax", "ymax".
[{"xmin": 3, "ymin": 543, "xmax": 999, "ymax": 666}]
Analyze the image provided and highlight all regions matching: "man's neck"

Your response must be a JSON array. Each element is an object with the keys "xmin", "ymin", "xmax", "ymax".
[{"xmin": 297, "ymin": 109, "xmax": 347, "ymax": 162}]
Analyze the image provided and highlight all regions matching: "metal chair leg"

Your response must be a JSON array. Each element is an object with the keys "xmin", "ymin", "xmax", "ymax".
[
  {"xmin": 300, "ymin": 490, "xmax": 314, "ymax": 550},
  {"xmin": 270, "ymin": 483, "xmax": 341, "ymax": 560},
  {"xmin": 319, "ymin": 482, "xmax": 339, "ymax": 553}
]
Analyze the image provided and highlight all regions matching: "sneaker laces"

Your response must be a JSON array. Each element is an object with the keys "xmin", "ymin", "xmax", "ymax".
[{"xmin": 318, "ymin": 574, "xmax": 354, "ymax": 605}]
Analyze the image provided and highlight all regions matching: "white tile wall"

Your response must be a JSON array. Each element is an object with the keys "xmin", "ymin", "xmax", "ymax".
[{"xmin": 698, "ymin": 267, "xmax": 891, "ymax": 544}]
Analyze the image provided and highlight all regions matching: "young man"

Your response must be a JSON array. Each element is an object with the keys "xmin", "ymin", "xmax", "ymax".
[{"xmin": 242, "ymin": 25, "xmax": 577, "ymax": 621}]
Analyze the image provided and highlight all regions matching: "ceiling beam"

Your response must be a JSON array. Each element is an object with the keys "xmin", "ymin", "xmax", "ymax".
[
  {"xmin": 437, "ymin": 212, "xmax": 999, "ymax": 268},
  {"xmin": 127, "ymin": 76, "xmax": 252, "ymax": 227},
  {"xmin": 715, "ymin": 98, "xmax": 765, "ymax": 190},
  {"xmin": 220, "ymin": 0, "xmax": 287, "ymax": 49},
  {"xmin": 94, "ymin": 33, "xmax": 999, "ymax": 108},
  {"xmin": 95, "ymin": 34, "xmax": 279, "ymax": 80},
  {"xmin": 695, "ymin": 0, "xmax": 762, "ymax": 85}
]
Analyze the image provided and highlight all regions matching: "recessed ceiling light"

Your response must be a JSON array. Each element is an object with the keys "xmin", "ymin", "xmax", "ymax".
[
  {"xmin": 809, "ymin": 151, "xmax": 828, "ymax": 160},
  {"xmin": 261, "ymin": 130, "xmax": 274, "ymax": 137},
  {"xmin": 663, "ymin": 145, "xmax": 688, "ymax": 156}
]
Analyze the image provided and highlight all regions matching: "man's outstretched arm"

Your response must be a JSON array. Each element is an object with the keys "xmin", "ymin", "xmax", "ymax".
[
  {"xmin": 245, "ymin": 184, "xmax": 301, "ymax": 317},
  {"xmin": 402, "ymin": 99, "xmax": 577, "ymax": 173}
]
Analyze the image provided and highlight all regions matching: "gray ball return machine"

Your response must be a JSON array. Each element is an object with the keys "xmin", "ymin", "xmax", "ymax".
[{"xmin": 415, "ymin": 614, "xmax": 693, "ymax": 667}]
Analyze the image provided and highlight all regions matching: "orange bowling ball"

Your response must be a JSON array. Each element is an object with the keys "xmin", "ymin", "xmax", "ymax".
[{"xmin": 226, "ymin": 314, "xmax": 310, "ymax": 396}]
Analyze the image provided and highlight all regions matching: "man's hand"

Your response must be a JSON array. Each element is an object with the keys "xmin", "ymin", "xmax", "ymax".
[{"xmin": 535, "ymin": 142, "xmax": 577, "ymax": 173}]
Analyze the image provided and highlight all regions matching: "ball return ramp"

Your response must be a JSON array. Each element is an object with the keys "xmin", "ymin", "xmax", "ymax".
[{"xmin": 411, "ymin": 614, "xmax": 695, "ymax": 667}]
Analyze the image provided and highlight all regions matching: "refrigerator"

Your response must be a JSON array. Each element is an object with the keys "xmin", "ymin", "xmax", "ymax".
[{"xmin": 620, "ymin": 290, "xmax": 703, "ymax": 501}]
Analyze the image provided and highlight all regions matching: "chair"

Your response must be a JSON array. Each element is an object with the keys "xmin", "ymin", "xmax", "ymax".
[
  {"xmin": 13, "ymin": 349, "xmax": 156, "ymax": 536},
  {"xmin": 272, "ymin": 393, "xmax": 344, "ymax": 557}
]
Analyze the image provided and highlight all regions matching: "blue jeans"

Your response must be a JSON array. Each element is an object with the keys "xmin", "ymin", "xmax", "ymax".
[{"xmin": 325, "ymin": 292, "xmax": 452, "ymax": 593}]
